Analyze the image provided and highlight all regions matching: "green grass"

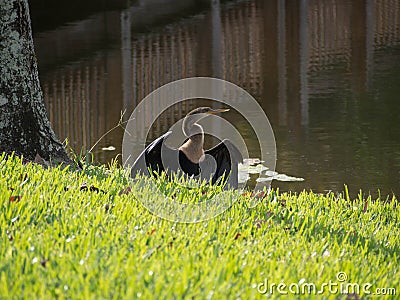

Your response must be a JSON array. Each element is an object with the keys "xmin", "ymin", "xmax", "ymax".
[{"xmin": 0, "ymin": 154, "xmax": 399, "ymax": 299}]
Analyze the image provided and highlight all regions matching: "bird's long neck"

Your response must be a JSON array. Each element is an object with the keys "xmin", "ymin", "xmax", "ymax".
[{"xmin": 179, "ymin": 122, "xmax": 205, "ymax": 163}]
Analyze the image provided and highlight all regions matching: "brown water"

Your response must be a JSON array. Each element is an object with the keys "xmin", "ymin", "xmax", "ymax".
[{"xmin": 31, "ymin": 0, "xmax": 400, "ymax": 197}]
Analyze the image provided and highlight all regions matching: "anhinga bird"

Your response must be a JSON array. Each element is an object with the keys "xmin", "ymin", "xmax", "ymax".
[{"xmin": 131, "ymin": 107, "xmax": 243, "ymax": 188}]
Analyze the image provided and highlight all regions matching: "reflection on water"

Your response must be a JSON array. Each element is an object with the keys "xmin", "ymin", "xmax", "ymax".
[{"xmin": 32, "ymin": 0, "xmax": 400, "ymax": 197}]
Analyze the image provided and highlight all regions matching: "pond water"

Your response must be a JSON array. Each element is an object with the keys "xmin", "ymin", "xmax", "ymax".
[{"xmin": 32, "ymin": 0, "xmax": 400, "ymax": 197}]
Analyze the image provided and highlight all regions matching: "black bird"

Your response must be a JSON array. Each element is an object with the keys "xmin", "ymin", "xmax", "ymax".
[{"xmin": 131, "ymin": 107, "xmax": 243, "ymax": 188}]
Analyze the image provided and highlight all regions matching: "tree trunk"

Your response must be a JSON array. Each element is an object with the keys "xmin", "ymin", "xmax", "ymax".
[{"xmin": 0, "ymin": 0, "xmax": 71, "ymax": 163}]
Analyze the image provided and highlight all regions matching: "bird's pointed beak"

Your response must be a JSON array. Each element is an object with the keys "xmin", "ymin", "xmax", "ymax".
[{"xmin": 207, "ymin": 108, "xmax": 230, "ymax": 114}]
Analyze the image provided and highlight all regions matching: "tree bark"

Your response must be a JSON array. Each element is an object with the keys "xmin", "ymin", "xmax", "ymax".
[{"xmin": 0, "ymin": 0, "xmax": 70, "ymax": 163}]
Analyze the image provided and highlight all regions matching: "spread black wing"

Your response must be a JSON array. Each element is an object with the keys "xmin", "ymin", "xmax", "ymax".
[
  {"xmin": 131, "ymin": 132, "xmax": 201, "ymax": 178},
  {"xmin": 204, "ymin": 139, "xmax": 243, "ymax": 188},
  {"xmin": 131, "ymin": 131, "xmax": 176, "ymax": 177}
]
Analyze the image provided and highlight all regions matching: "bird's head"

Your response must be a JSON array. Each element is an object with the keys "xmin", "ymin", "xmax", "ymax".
[
  {"xmin": 186, "ymin": 107, "xmax": 230, "ymax": 116},
  {"xmin": 182, "ymin": 107, "xmax": 230, "ymax": 137}
]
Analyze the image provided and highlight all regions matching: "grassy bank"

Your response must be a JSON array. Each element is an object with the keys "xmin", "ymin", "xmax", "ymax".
[{"xmin": 0, "ymin": 155, "xmax": 398, "ymax": 299}]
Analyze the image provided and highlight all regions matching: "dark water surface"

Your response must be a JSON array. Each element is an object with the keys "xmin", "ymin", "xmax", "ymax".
[{"xmin": 31, "ymin": 0, "xmax": 400, "ymax": 197}]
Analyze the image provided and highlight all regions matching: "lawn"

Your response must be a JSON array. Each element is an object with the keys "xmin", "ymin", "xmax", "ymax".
[{"xmin": 0, "ymin": 154, "xmax": 398, "ymax": 299}]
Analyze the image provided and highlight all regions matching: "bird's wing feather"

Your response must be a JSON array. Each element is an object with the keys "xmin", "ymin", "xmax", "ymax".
[
  {"xmin": 146, "ymin": 131, "xmax": 172, "ymax": 153},
  {"xmin": 131, "ymin": 131, "xmax": 173, "ymax": 176},
  {"xmin": 204, "ymin": 139, "xmax": 243, "ymax": 188}
]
